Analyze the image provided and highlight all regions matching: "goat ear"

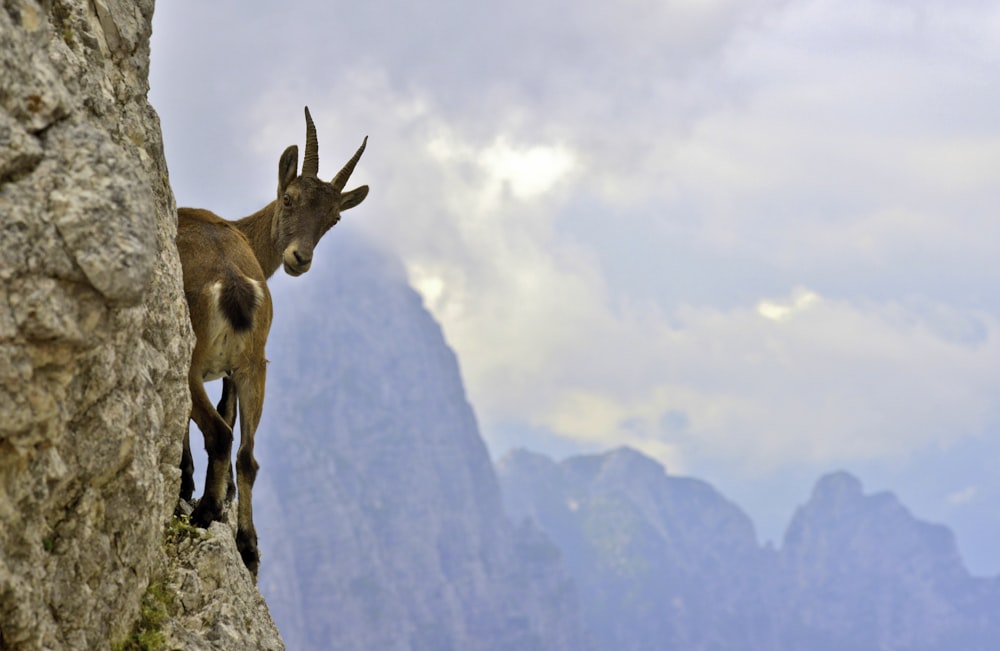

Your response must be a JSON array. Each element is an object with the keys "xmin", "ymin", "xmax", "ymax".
[
  {"xmin": 278, "ymin": 145, "xmax": 299, "ymax": 193},
  {"xmin": 340, "ymin": 185, "xmax": 369, "ymax": 211}
]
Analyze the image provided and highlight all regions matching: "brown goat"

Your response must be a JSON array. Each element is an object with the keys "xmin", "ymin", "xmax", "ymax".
[{"xmin": 176, "ymin": 107, "xmax": 368, "ymax": 578}]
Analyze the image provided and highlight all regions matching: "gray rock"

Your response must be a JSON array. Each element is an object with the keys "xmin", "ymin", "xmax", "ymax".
[
  {"xmin": 161, "ymin": 509, "xmax": 285, "ymax": 651},
  {"xmin": 0, "ymin": 1, "xmax": 283, "ymax": 649}
]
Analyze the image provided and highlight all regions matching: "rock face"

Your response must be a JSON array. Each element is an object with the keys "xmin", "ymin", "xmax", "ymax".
[
  {"xmin": 498, "ymin": 450, "xmax": 1000, "ymax": 651},
  {"xmin": 160, "ymin": 510, "xmax": 284, "ymax": 651},
  {"xmin": 254, "ymin": 234, "xmax": 591, "ymax": 651},
  {"xmin": 0, "ymin": 1, "xmax": 282, "ymax": 649}
]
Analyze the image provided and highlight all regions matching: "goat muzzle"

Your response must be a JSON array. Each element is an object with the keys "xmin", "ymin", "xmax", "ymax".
[{"xmin": 283, "ymin": 248, "xmax": 312, "ymax": 276}]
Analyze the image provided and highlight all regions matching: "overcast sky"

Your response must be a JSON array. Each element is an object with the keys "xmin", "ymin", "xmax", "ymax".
[{"xmin": 150, "ymin": 0, "xmax": 1000, "ymax": 573}]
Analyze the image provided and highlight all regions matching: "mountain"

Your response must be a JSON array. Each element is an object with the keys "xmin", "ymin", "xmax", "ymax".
[
  {"xmin": 500, "ymin": 447, "xmax": 776, "ymax": 651},
  {"xmin": 498, "ymin": 448, "xmax": 1000, "ymax": 651},
  {"xmin": 776, "ymin": 471, "xmax": 1000, "ymax": 650},
  {"xmin": 254, "ymin": 233, "xmax": 590, "ymax": 651}
]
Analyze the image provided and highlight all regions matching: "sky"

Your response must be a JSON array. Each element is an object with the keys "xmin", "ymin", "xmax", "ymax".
[{"xmin": 150, "ymin": 0, "xmax": 1000, "ymax": 573}]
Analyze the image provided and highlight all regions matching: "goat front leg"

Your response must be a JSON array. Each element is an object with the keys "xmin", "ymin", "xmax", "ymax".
[
  {"xmin": 189, "ymin": 375, "xmax": 233, "ymax": 528},
  {"xmin": 232, "ymin": 361, "xmax": 265, "ymax": 580}
]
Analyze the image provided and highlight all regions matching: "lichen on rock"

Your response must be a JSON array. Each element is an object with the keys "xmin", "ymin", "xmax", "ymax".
[{"xmin": 158, "ymin": 510, "xmax": 285, "ymax": 651}]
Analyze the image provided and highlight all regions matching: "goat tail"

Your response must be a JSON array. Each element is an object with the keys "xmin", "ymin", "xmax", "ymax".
[{"xmin": 218, "ymin": 269, "xmax": 263, "ymax": 333}]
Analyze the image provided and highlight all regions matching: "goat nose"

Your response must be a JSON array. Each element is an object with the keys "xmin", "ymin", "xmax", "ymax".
[{"xmin": 292, "ymin": 250, "xmax": 311, "ymax": 266}]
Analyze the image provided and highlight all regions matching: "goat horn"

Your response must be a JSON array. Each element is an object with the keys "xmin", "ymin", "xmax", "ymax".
[
  {"xmin": 302, "ymin": 106, "xmax": 319, "ymax": 178},
  {"xmin": 331, "ymin": 136, "xmax": 367, "ymax": 191}
]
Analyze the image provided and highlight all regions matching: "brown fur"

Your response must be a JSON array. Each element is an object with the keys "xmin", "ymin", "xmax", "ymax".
[
  {"xmin": 175, "ymin": 108, "xmax": 368, "ymax": 580},
  {"xmin": 177, "ymin": 208, "xmax": 272, "ymax": 576}
]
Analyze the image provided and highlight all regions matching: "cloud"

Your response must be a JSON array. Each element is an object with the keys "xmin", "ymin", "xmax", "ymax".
[
  {"xmin": 757, "ymin": 287, "xmax": 820, "ymax": 322},
  {"xmin": 151, "ymin": 0, "xmax": 1000, "ymax": 480},
  {"xmin": 516, "ymin": 289, "xmax": 1000, "ymax": 473},
  {"xmin": 947, "ymin": 486, "xmax": 978, "ymax": 506},
  {"xmin": 425, "ymin": 132, "xmax": 577, "ymax": 210}
]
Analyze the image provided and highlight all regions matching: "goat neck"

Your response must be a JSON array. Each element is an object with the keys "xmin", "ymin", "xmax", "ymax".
[{"xmin": 233, "ymin": 203, "xmax": 284, "ymax": 279}]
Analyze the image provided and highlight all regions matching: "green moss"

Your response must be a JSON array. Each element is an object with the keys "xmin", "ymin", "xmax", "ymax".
[
  {"xmin": 51, "ymin": 2, "xmax": 76, "ymax": 48},
  {"xmin": 112, "ymin": 580, "xmax": 174, "ymax": 651},
  {"xmin": 112, "ymin": 515, "xmax": 210, "ymax": 650},
  {"xmin": 166, "ymin": 514, "xmax": 207, "ymax": 545}
]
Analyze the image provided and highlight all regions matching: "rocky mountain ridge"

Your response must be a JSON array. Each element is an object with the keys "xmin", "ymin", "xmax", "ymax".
[
  {"xmin": 499, "ymin": 447, "xmax": 1000, "ymax": 651},
  {"xmin": 254, "ymin": 234, "xmax": 591, "ymax": 651}
]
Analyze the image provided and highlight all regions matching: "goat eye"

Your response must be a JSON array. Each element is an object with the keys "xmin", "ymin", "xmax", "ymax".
[{"xmin": 282, "ymin": 194, "xmax": 291, "ymax": 207}]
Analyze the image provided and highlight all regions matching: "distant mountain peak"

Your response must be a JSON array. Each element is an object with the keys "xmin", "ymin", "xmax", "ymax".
[
  {"xmin": 501, "ymin": 449, "xmax": 999, "ymax": 651},
  {"xmin": 497, "ymin": 447, "xmax": 559, "ymax": 471},
  {"xmin": 810, "ymin": 470, "xmax": 864, "ymax": 503},
  {"xmin": 559, "ymin": 446, "xmax": 667, "ymax": 487},
  {"xmin": 603, "ymin": 445, "xmax": 667, "ymax": 474}
]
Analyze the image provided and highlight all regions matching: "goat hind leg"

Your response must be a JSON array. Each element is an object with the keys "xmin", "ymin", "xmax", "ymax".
[
  {"xmin": 217, "ymin": 376, "xmax": 238, "ymax": 503},
  {"xmin": 179, "ymin": 423, "xmax": 195, "ymax": 503},
  {"xmin": 232, "ymin": 363, "xmax": 265, "ymax": 580},
  {"xmin": 189, "ymin": 376, "xmax": 233, "ymax": 528}
]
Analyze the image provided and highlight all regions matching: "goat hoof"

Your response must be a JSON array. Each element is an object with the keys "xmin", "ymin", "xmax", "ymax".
[
  {"xmin": 236, "ymin": 529, "xmax": 260, "ymax": 580},
  {"xmin": 179, "ymin": 474, "xmax": 195, "ymax": 503},
  {"xmin": 190, "ymin": 498, "xmax": 223, "ymax": 528}
]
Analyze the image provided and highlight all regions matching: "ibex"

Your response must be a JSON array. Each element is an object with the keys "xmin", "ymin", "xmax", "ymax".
[{"xmin": 176, "ymin": 107, "xmax": 368, "ymax": 578}]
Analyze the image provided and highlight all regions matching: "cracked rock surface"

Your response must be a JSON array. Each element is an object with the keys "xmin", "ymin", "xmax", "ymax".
[
  {"xmin": 161, "ymin": 508, "xmax": 285, "ymax": 651},
  {"xmin": 0, "ymin": 1, "xmax": 282, "ymax": 649}
]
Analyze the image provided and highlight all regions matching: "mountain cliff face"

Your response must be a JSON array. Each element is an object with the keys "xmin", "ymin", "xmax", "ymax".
[
  {"xmin": 500, "ymin": 448, "xmax": 775, "ymax": 651},
  {"xmin": 777, "ymin": 472, "xmax": 1000, "ymax": 650},
  {"xmin": 0, "ymin": 1, "xmax": 282, "ymax": 648},
  {"xmin": 498, "ymin": 449, "xmax": 1000, "ymax": 651},
  {"xmin": 254, "ymin": 234, "xmax": 590, "ymax": 651}
]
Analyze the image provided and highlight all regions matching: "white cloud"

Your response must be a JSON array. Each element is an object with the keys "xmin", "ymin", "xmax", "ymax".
[
  {"xmin": 757, "ymin": 287, "xmax": 820, "ymax": 322},
  {"xmin": 477, "ymin": 138, "xmax": 577, "ymax": 200},
  {"xmin": 516, "ymin": 290, "xmax": 1000, "ymax": 472},
  {"xmin": 947, "ymin": 486, "xmax": 978, "ymax": 506},
  {"xmin": 426, "ymin": 131, "xmax": 578, "ymax": 211},
  {"xmin": 241, "ymin": 10, "xmax": 1000, "ymax": 476},
  {"xmin": 155, "ymin": 0, "xmax": 1000, "ymax": 481}
]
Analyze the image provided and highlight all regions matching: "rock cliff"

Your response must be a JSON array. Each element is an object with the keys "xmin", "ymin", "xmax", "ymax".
[{"xmin": 0, "ymin": 1, "xmax": 282, "ymax": 648}]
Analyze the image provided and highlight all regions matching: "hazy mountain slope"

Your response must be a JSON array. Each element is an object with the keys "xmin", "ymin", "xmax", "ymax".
[
  {"xmin": 776, "ymin": 471, "xmax": 1000, "ymax": 650},
  {"xmin": 240, "ymin": 221, "xmax": 1000, "ymax": 651},
  {"xmin": 500, "ymin": 447, "xmax": 775, "ymax": 651},
  {"xmin": 253, "ymin": 233, "xmax": 589, "ymax": 651},
  {"xmin": 499, "ymin": 448, "xmax": 1000, "ymax": 651}
]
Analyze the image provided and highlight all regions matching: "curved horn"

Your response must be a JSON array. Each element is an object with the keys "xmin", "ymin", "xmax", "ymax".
[
  {"xmin": 302, "ymin": 106, "xmax": 319, "ymax": 178},
  {"xmin": 331, "ymin": 136, "xmax": 367, "ymax": 191}
]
